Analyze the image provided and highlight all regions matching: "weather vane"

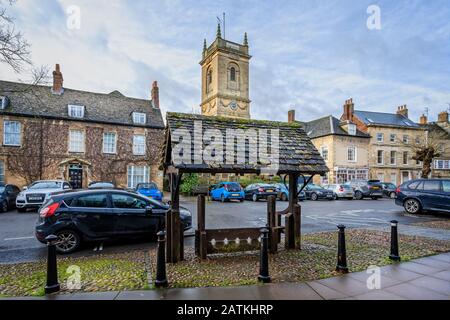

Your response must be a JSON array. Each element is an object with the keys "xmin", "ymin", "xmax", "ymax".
[{"xmin": 217, "ymin": 12, "xmax": 226, "ymax": 39}]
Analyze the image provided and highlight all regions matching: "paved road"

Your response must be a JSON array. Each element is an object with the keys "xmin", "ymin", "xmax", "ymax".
[{"xmin": 0, "ymin": 197, "xmax": 446, "ymax": 264}]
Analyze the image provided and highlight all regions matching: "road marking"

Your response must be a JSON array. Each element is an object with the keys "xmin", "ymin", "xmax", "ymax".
[{"xmin": 4, "ymin": 236, "xmax": 34, "ymax": 241}]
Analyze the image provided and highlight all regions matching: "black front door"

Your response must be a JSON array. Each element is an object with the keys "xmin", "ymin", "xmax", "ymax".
[{"xmin": 69, "ymin": 164, "xmax": 83, "ymax": 189}]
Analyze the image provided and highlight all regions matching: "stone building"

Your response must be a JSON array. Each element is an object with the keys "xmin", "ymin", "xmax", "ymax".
[
  {"xmin": 340, "ymin": 99, "xmax": 423, "ymax": 185},
  {"xmin": 418, "ymin": 111, "xmax": 450, "ymax": 179},
  {"xmin": 288, "ymin": 109, "xmax": 370, "ymax": 184},
  {"xmin": 0, "ymin": 64, "xmax": 165, "ymax": 189},
  {"xmin": 200, "ymin": 24, "xmax": 251, "ymax": 119}
]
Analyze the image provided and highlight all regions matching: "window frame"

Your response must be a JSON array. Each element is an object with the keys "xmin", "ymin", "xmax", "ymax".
[
  {"xmin": 348, "ymin": 124, "xmax": 356, "ymax": 136},
  {"xmin": 132, "ymin": 112, "xmax": 147, "ymax": 125},
  {"xmin": 376, "ymin": 133, "xmax": 384, "ymax": 142},
  {"xmin": 402, "ymin": 151, "xmax": 408, "ymax": 165},
  {"xmin": 68, "ymin": 104, "xmax": 85, "ymax": 118},
  {"xmin": 133, "ymin": 134, "xmax": 146, "ymax": 155},
  {"xmin": 103, "ymin": 132, "xmax": 117, "ymax": 154},
  {"xmin": 3, "ymin": 120, "xmax": 21, "ymax": 146},
  {"xmin": 389, "ymin": 134, "xmax": 396, "ymax": 142},
  {"xmin": 377, "ymin": 150, "xmax": 384, "ymax": 165},
  {"xmin": 347, "ymin": 146, "xmax": 357, "ymax": 162},
  {"xmin": 127, "ymin": 165, "xmax": 150, "ymax": 189},
  {"xmin": 320, "ymin": 146, "xmax": 328, "ymax": 161},
  {"xmin": 68, "ymin": 129, "xmax": 85, "ymax": 153},
  {"xmin": 390, "ymin": 150, "xmax": 397, "ymax": 165}
]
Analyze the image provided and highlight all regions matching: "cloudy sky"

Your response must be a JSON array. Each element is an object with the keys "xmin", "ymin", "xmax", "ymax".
[{"xmin": 1, "ymin": 0, "xmax": 450, "ymax": 123}]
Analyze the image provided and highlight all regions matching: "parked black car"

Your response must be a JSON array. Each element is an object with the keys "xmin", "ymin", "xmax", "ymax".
[
  {"xmin": 345, "ymin": 180, "xmax": 383, "ymax": 200},
  {"xmin": 303, "ymin": 184, "xmax": 334, "ymax": 201},
  {"xmin": 244, "ymin": 183, "xmax": 278, "ymax": 202},
  {"xmin": 381, "ymin": 182, "xmax": 397, "ymax": 199},
  {"xmin": 35, "ymin": 189, "xmax": 192, "ymax": 253},
  {"xmin": 0, "ymin": 184, "xmax": 20, "ymax": 212},
  {"xmin": 395, "ymin": 179, "xmax": 450, "ymax": 214}
]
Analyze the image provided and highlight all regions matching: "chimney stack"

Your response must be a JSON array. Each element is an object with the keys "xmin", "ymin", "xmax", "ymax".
[
  {"xmin": 437, "ymin": 111, "xmax": 449, "ymax": 123},
  {"xmin": 396, "ymin": 104, "xmax": 408, "ymax": 118},
  {"xmin": 151, "ymin": 81, "xmax": 159, "ymax": 108},
  {"xmin": 342, "ymin": 98, "xmax": 354, "ymax": 121},
  {"xmin": 419, "ymin": 114, "xmax": 427, "ymax": 125},
  {"xmin": 52, "ymin": 64, "xmax": 64, "ymax": 95},
  {"xmin": 288, "ymin": 110, "xmax": 296, "ymax": 123}
]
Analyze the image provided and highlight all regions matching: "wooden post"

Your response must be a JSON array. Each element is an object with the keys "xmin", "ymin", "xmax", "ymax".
[
  {"xmin": 267, "ymin": 195, "xmax": 277, "ymax": 253},
  {"xmin": 167, "ymin": 172, "xmax": 182, "ymax": 263},
  {"xmin": 293, "ymin": 204, "xmax": 301, "ymax": 249},
  {"xmin": 165, "ymin": 209, "xmax": 172, "ymax": 263},
  {"xmin": 197, "ymin": 194, "xmax": 207, "ymax": 259},
  {"xmin": 285, "ymin": 213, "xmax": 295, "ymax": 249}
]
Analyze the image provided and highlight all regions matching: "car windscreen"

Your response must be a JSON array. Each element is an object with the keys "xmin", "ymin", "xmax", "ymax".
[
  {"xmin": 367, "ymin": 180, "xmax": 381, "ymax": 185},
  {"xmin": 89, "ymin": 183, "xmax": 114, "ymax": 188},
  {"xmin": 341, "ymin": 185, "xmax": 352, "ymax": 190},
  {"xmin": 308, "ymin": 185, "xmax": 322, "ymax": 190},
  {"xmin": 29, "ymin": 182, "xmax": 62, "ymax": 189},
  {"xmin": 137, "ymin": 183, "xmax": 157, "ymax": 189},
  {"xmin": 226, "ymin": 183, "xmax": 241, "ymax": 191}
]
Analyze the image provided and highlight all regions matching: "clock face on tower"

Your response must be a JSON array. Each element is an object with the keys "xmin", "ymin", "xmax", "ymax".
[{"xmin": 229, "ymin": 100, "xmax": 237, "ymax": 110}]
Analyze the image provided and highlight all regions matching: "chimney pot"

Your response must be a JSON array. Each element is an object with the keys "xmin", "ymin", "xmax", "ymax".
[
  {"xmin": 342, "ymin": 98, "xmax": 354, "ymax": 121},
  {"xmin": 396, "ymin": 104, "xmax": 408, "ymax": 118},
  {"xmin": 288, "ymin": 110, "xmax": 296, "ymax": 123},
  {"xmin": 151, "ymin": 80, "xmax": 159, "ymax": 108},
  {"xmin": 419, "ymin": 114, "xmax": 427, "ymax": 125},
  {"xmin": 438, "ymin": 111, "xmax": 449, "ymax": 123},
  {"xmin": 52, "ymin": 63, "xmax": 64, "ymax": 95}
]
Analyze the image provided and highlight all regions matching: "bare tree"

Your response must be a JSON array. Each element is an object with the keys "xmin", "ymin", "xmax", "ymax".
[
  {"xmin": 0, "ymin": 0, "xmax": 31, "ymax": 73},
  {"xmin": 411, "ymin": 126, "xmax": 450, "ymax": 178}
]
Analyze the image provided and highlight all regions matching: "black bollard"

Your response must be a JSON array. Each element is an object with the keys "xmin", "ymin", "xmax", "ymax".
[
  {"xmin": 155, "ymin": 231, "xmax": 168, "ymax": 288},
  {"xmin": 389, "ymin": 220, "xmax": 401, "ymax": 261},
  {"xmin": 258, "ymin": 228, "xmax": 271, "ymax": 283},
  {"xmin": 336, "ymin": 225, "xmax": 349, "ymax": 273},
  {"xmin": 44, "ymin": 235, "xmax": 60, "ymax": 294}
]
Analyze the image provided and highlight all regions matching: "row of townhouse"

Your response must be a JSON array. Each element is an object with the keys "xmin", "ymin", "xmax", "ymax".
[
  {"xmin": 0, "ymin": 64, "xmax": 165, "ymax": 189},
  {"xmin": 288, "ymin": 99, "xmax": 450, "ymax": 185}
]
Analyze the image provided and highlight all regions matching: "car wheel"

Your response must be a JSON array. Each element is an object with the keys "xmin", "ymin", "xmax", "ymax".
[
  {"xmin": 404, "ymin": 199, "xmax": 421, "ymax": 214},
  {"xmin": 1, "ymin": 200, "xmax": 8, "ymax": 213},
  {"xmin": 55, "ymin": 230, "xmax": 81, "ymax": 254},
  {"xmin": 252, "ymin": 193, "xmax": 258, "ymax": 202},
  {"xmin": 17, "ymin": 207, "xmax": 27, "ymax": 213},
  {"xmin": 281, "ymin": 193, "xmax": 288, "ymax": 201},
  {"xmin": 311, "ymin": 193, "xmax": 318, "ymax": 201},
  {"xmin": 333, "ymin": 194, "xmax": 338, "ymax": 200},
  {"xmin": 221, "ymin": 194, "xmax": 226, "ymax": 203},
  {"xmin": 355, "ymin": 191, "xmax": 363, "ymax": 200},
  {"xmin": 389, "ymin": 192, "xmax": 396, "ymax": 199}
]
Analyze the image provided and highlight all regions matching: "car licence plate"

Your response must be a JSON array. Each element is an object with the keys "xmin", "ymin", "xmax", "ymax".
[
  {"xmin": 266, "ymin": 190, "xmax": 273, "ymax": 192},
  {"xmin": 326, "ymin": 194, "xmax": 332, "ymax": 198},
  {"xmin": 29, "ymin": 197, "xmax": 42, "ymax": 201},
  {"xmin": 232, "ymin": 194, "xmax": 240, "ymax": 196}
]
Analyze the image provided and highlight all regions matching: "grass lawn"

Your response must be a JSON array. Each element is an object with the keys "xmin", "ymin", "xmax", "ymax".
[
  {"xmin": 1, "ymin": 229, "xmax": 449, "ymax": 296},
  {"xmin": 412, "ymin": 219, "xmax": 450, "ymax": 230}
]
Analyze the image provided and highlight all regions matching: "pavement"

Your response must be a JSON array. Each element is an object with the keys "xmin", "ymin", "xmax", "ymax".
[
  {"xmin": 4, "ymin": 252, "xmax": 450, "ymax": 300},
  {"xmin": 0, "ymin": 197, "xmax": 448, "ymax": 264}
]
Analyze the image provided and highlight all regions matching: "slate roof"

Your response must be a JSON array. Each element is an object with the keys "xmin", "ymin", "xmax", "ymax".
[
  {"xmin": 0, "ymin": 80, "xmax": 164, "ymax": 128},
  {"xmin": 419, "ymin": 122, "xmax": 450, "ymax": 139},
  {"xmin": 299, "ymin": 115, "xmax": 370, "ymax": 139},
  {"xmin": 162, "ymin": 112, "xmax": 329, "ymax": 174},
  {"xmin": 353, "ymin": 110, "xmax": 419, "ymax": 128}
]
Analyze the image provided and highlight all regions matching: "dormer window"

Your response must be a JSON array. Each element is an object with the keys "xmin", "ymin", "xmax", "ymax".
[
  {"xmin": 0, "ymin": 96, "xmax": 10, "ymax": 109},
  {"xmin": 68, "ymin": 105, "xmax": 85, "ymax": 118},
  {"xmin": 132, "ymin": 112, "xmax": 146, "ymax": 124},
  {"xmin": 348, "ymin": 123, "xmax": 356, "ymax": 135}
]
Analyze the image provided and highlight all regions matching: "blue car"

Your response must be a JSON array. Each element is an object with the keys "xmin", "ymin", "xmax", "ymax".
[
  {"xmin": 135, "ymin": 182, "xmax": 163, "ymax": 201},
  {"xmin": 395, "ymin": 179, "xmax": 450, "ymax": 214},
  {"xmin": 273, "ymin": 183, "xmax": 306, "ymax": 202},
  {"xmin": 210, "ymin": 182, "xmax": 244, "ymax": 202}
]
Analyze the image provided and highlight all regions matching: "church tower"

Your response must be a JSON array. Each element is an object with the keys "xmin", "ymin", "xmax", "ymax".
[{"xmin": 200, "ymin": 24, "xmax": 251, "ymax": 119}]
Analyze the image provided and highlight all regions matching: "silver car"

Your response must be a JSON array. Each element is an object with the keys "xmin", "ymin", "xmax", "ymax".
[
  {"xmin": 16, "ymin": 180, "xmax": 72, "ymax": 212},
  {"xmin": 323, "ymin": 184, "xmax": 354, "ymax": 200}
]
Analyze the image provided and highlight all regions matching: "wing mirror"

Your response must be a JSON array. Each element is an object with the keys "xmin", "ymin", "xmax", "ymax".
[
  {"xmin": 22, "ymin": 186, "xmax": 28, "ymax": 191},
  {"xmin": 145, "ymin": 206, "xmax": 153, "ymax": 214}
]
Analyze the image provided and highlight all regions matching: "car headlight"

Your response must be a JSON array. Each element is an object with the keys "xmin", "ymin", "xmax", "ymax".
[
  {"xmin": 18, "ymin": 192, "xmax": 24, "ymax": 197},
  {"xmin": 317, "ymin": 192, "xmax": 323, "ymax": 195}
]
